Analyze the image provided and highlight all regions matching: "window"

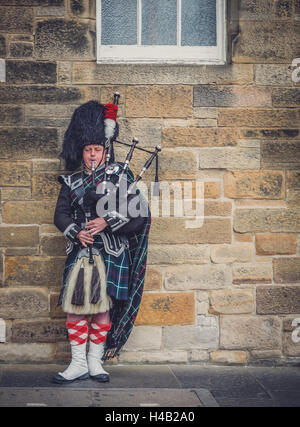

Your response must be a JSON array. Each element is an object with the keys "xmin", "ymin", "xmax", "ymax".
[{"xmin": 96, "ymin": 0, "xmax": 226, "ymax": 64}]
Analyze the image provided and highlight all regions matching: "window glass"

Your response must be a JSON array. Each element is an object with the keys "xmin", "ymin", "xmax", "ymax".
[
  {"xmin": 101, "ymin": 0, "xmax": 137, "ymax": 45},
  {"xmin": 181, "ymin": 0, "xmax": 216, "ymax": 46},
  {"xmin": 142, "ymin": 0, "xmax": 177, "ymax": 45}
]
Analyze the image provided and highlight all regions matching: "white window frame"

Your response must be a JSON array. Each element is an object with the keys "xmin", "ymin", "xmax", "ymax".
[{"xmin": 96, "ymin": 0, "xmax": 227, "ymax": 65}]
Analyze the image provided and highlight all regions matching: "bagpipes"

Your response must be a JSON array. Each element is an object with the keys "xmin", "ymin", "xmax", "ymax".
[{"xmin": 83, "ymin": 92, "xmax": 161, "ymax": 265}]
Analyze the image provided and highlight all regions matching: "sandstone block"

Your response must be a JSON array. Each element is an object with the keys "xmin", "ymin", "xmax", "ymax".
[
  {"xmin": 162, "ymin": 127, "xmax": 238, "ymax": 147},
  {"xmin": 0, "ymin": 161, "xmax": 31, "ymax": 186},
  {"xmin": 239, "ymin": 0, "xmax": 275, "ymax": 21},
  {"xmin": 118, "ymin": 118, "xmax": 162, "ymax": 148},
  {"xmin": 10, "ymin": 41, "xmax": 34, "ymax": 58},
  {"xmin": 282, "ymin": 332, "xmax": 300, "ymax": 357},
  {"xmin": 234, "ymin": 232, "xmax": 253, "ymax": 243},
  {"xmin": 4, "ymin": 256, "xmax": 65, "ymax": 286},
  {"xmin": 164, "ymin": 264, "xmax": 232, "ymax": 291},
  {"xmin": 189, "ymin": 350, "xmax": 209, "ymax": 362},
  {"xmin": 233, "ymin": 21, "xmax": 293, "ymax": 63},
  {"xmin": 286, "ymin": 170, "xmax": 300, "ymax": 190},
  {"xmin": 257, "ymin": 285, "xmax": 300, "ymax": 315},
  {"xmin": 41, "ymin": 224, "xmax": 59, "ymax": 233},
  {"xmin": 0, "ymin": 226, "xmax": 39, "ymax": 248},
  {"xmin": 156, "ymin": 149, "xmax": 197, "ymax": 180},
  {"xmin": 25, "ymin": 104, "xmax": 79, "ymax": 118},
  {"xmin": 234, "ymin": 208, "xmax": 300, "ymax": 233},
  {"xmin": 36, "ymin": 6, "xmax": 66, "ymax": 17},
  {"xmin": 262, "ymin": 140, "xmax": 300, "ymax": 169},
  {"xmin": 6, "ymin": 60, "xmax": 56, "ymax": 84},
  {"xmin": 0, "ymin": 343, "xmax": 55, "ymax": 363},
  {"xmin": 35, "ymin": 18, "xmax": 94, "ymax": 60},
  {"xmin": 0, "ymin": 1, "xmax": 63, "ymax": 4},
  {"xmin": 250, "ymin": 349, "xmax": 282, "ymax": 360},
  {"xmin": 32, "ymin": 173, "xmax": 60, "ymax": 200},
  {"xmin": 296, "ymin": 0, "xmax": 300, "ymax": 16},
  {"xmin": 204, "ymin": 182, "xmax": 221, "ymax": 198},
  {"xmin": 155, "ymin": 180, "xmax": 215, "ymax": 202},
  {"xmin": 220, "ymin": 315, "xmax": 281, "ymax": 350},
  {"xmin": 0, "ymin": 106, "xmax": 23, "ymax": 125},
  {"xmin": 211, "ymin": 244, "xmax": 253, "ymax": 263},
  {"xmin": 218, "ymin": 108, "xmax": 299, "ymax": 128},
  {"xmin": 0, "ymin": 288, "xmax": 48, "ymax": 319},
  {"xmin": 209, "ymin": 289, "xmax": 254, "ymax": 314},
  {"xmin": 0, "ymin": 34, "xmax": 5, "ymax": 56},
  {"xmin": 163, "ymin": 323, "xmax": 218, "ymax": 350},
  {"xmin": 12, "ymin": 319, "xmax": 67, "ymax": 343},
  {"xmin": 196, "ymin": 291, "xmax": 209, "ymax": 315},
  {"xmin": 125, "ymin": 86, "xmax": 193, "ymax": 118},
  {"xmin": 40, "ymin": 235, "xmax": 66, "ymax": 256},
  {"xmin": 255, "ymin": 64, "xmax": 294, "ymax": 86},
  {"xmin": 204, "ymin": 201, "xmax": 232, "ymax": 217},
  {"xmin": 0, "ymin": 250, "xmax": 3, "ymax": 287},
  {"xmin": 144, "ymin": 266, "xmax": 162, "ymax": 291},
  {"xmin": 2, "ymin": 201, "xmax": 56, "ymax": 224},
  {"xmin": 1, "ymin": 188, "xmax": 32, "ymax": 201},
  {"xmin": 199, "ymin": 147, "xmax": 260, "ymax": 170},
  {"xmin": 224, "ymin": 170, "xmax": 284, "ymax": 199},
  {"xmin": 210, "ymin": 350, "xmax": 248, "ymax": 364},
  {"xmin": 286, "ymin": 171, "xmax": 300, "ymax": 207},
  {"xmin": 4, "ymin": 248, "xmax": 38, "ymax": 257},
  {"xmin": 119, "ymin": 351, "xmax": 188, "ymax": 364},
  {"xmin": 283, "ymin": 316, "xmax": 300, "ymax": 333},
  {"xmin": 0, "ymin": 86, "xmax": 83, "ymax": 104},
  {"xmin": 0, "ymin": 127, "xmax": 58, "ymax": 159},
  {"xmin": 123, "ymin": 326, "xmax": 162, "ymax": 351},
  {"xmin": 120, "ymin": 147, "xmax": 197, "ymax": 180},
  {"xmin": 240, "ymin": 128, "xmax": 299, "ymax": 139},
  {"xmin": 241, "ymin": 0, "xmax": 292, "ymax": 20},
  {"xmin": 135, "ymin": 292, "xmax": 195, "ymax": 326},
  {"xmin": 194, "ymin": 85, "xmax": 271, "ymax": 107},
  {"xmin": 148, "ymin": 244, "xmax": 210, "ymax": 265},
  {"xmin": 255, "ymin": 233, "xmax": 297, "ymax": 255},
  {"xmin": 193, "ymin": 107, "xmax": 218, "ymax": 119},
  {"xmin": 0, "ymin": 7, "xmax": 33, "ymax": 33},
  {"xmin": 72, "ymin": 62, "xmax": 253, "ymax": 85},
  {"xmin": 32, "ymin": 160, "xmax": 62, "ymax": 173},
  {"xmin": 273, "ymin": 257, "xmax": 300, "ymax": 283},
  {"xmin": 149, "ymin": 218, "xmax": 232, "ymax": 244},
  {"xmin": 272, "ymin": 88, "xmax": 300, "ymax": 107},
  {"xmin": 287, "ymin": 190, "xmax": 300, "ymax": 208},
  {"xmin": 50, "ymin": 291, "xmax": 65, "ymax": 318},
  {"xmin": 232, "ymin": 262, "xmax": 272, "ymax": 284},
  {"xmin": 70, "ymin": 0, "xmax": 95, "ymax": 18}
]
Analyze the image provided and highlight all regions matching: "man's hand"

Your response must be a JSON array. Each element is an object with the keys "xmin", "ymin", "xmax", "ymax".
[
  {"xmin": 77, "ymin": 229, "xmax": 94, "ymax": 248},
  {"xmin": 85, "ymin": 217, "xmax": 108, "ymax": 236}
]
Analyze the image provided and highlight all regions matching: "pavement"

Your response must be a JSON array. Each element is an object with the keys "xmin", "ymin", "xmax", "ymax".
[{"xmin": 0, "ymin": 363, "xmax": 300, "ymax": 407}]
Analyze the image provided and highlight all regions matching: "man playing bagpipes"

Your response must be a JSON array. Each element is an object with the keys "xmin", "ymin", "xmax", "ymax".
[{"xmin": 53, "ymin": 95, "xmax": 160, "ymax": 384}]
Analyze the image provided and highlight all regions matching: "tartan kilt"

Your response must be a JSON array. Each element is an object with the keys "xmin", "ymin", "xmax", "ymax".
[{"xmin": 58, "ymin": 233, "xmax": 130, "ymax": 312}]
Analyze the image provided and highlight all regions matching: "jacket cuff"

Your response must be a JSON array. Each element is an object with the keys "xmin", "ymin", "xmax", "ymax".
[
  {"xmin": 63, "ymin": 223, "xmax": 81, "ymax": 242},
  {"xmin": 104, "ymin": 211, "xmax": 130, "ymax": 232}
]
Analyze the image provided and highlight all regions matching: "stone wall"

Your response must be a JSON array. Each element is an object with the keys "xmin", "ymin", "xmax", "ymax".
[{"xmin": 0, "ymin": 0, "xmax": 300, "ymax": 366}]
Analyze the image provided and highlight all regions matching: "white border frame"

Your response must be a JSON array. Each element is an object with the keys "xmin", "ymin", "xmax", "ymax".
[{"xmin": 96, "ymin": 0, "xmax": 226, "ymax": 65}]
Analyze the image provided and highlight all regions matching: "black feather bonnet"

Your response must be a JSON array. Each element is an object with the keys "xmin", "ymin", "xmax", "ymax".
[{"xmin": 60, "ymin": 100, "xmax": 119, "ymax": 171}]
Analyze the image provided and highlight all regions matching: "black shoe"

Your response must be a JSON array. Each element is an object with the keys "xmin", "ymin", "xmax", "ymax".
[
  {"xmin": 53, "ymin": 372, "xmax": 89, "ymax": 384},
  {"xmin": 90, "ymin": 373, "xmax": 110, "ymax": 383}
]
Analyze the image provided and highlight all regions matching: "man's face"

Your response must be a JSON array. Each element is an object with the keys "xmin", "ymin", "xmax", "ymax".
[{"xmin": 83, "ymin": 145, "xmax": 106, "ymax": 170}]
